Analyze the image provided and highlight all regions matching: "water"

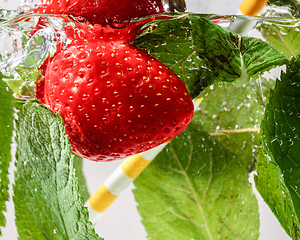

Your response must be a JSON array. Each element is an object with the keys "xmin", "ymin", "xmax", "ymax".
[
  {"xmin": 0, "ymin": 5, "xmax": 297, "ymax": 98},
  {"xmin": 0, "ymin": 3, "xmax": 297, "ymax": 240},
  {"xmin": 0, "ymin": 10, "xmax": 73, "ymax": 98}
]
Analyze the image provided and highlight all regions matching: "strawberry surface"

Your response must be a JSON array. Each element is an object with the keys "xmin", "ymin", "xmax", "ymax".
[
  {"xmin": 36, "ymin": 21, "xmax": 194, "ymax": 161},
  {"xmin": 32, "ymin": 0, "xmax": 165, "ymax": 25}
]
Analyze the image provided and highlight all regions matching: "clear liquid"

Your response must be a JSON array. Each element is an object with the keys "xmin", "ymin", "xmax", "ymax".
[
  {"xmin": 0, "ymin": 2, "xmax": 297, "ymax": 240},
  {"xmin": 0, "ymin": 3, "xmax": 297, "ymax": 91}
]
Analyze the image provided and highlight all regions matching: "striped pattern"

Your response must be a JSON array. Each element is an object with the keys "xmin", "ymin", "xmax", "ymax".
[{"xmin": 86, "ymin": 142, "xmax": 169, "ymax": 224}]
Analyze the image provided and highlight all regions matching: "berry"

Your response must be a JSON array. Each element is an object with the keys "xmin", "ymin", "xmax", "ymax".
[
  {"xmin": 32, "ymin": 0, "xmax": 165, "ymax": 25},
  {"xmin": 36, "ymin": 20, "xmax": 194, "ymax": 161}
]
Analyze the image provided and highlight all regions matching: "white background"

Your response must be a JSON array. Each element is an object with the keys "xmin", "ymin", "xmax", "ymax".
[{"xmin": 0, "ymin": 0, "xmax": 292, "ymax": 239}]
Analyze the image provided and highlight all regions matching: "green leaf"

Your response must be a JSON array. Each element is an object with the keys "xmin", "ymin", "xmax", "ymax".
[
  {"xmin": 268, "ymin": 0, "xmax": 300, "ymax": 18},
  {"xmin": 192, "ymin": 74, "xmax": 275, "ymax": 171},
  {"xmin": 240, "ymin": 36, "xmax": 288, "ymax": 75},
  {"xmin": 13, "ymin": 102, "xmax": 102, "ymax": 240},
  {"xmin": 133, "ymin": 121, "xmax": 259, "ymax": 240},
  {"xmin": 255, "ymin": 55, "xmax": 300, "ymax": 238},
  {"xmin": 134, "ymin": 14, "xmax": 217, "ymax": 99},
  {"xmin": 0, "ymin": 79, "xmax": 14, "ymax": 236},
  {"xmin": 134, "ymin": 14, "xmax": 287, "ymax": 98},
  {"xmin": 256, "ymin": 19, "xmax": 300, "ymax": 59},
  {"xmin": 73, "ymin": 154, "xmax": 90, "ymax": 202},
  {"xmin": 255, "ymin": 149, "xmax": 300, "ymax": 238}
]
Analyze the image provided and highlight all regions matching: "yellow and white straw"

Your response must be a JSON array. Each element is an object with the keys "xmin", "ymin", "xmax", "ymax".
[
  {"xmin": 85, "ymin": 99, "xmax": 202, "ymax": 225},
  {"xmin": 228, "ymin": 0, "xmax": 269, "ymax": 35},
  {"xmin": 85, "ymin": 142, "xmax": 169, "ymax": 224}
]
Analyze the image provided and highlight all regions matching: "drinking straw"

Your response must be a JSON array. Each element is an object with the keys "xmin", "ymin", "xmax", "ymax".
[
  {"xmin": 85, "ymin": 98, "xmax": 203, "ymax": 225},
  {"xmin": 228, "ymin": 0, "xmax": 269, "ymax": 35}
]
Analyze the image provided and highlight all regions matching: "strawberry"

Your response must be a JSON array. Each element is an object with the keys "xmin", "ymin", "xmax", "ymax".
[
  {"xmin": 36, "ymin": 19, "xmax": 194, "ymax": 161},
  {"xmin": 32, "ymin": 0, "xmax": 165, "ymax": 25}
]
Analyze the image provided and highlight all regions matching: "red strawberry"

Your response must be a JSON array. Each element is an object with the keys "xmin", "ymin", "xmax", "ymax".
[
  {"xmin": 32, "ymin": 0, "xmax": 165, "ymax": 25},
  {"xmin": 36, "ymin": 20, "xmax": 194, "ymax": 161}
]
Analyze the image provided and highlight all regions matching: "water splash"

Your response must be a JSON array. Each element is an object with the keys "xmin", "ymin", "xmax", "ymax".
[
  {"xmin": 0, "ymin": 11, "xmax": 72, "ymax": 98},
  {"xmin": 0, "ymin": 3, "xmax": 299, "ymax": 99}
]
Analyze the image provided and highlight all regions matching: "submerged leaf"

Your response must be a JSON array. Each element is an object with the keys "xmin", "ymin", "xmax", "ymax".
[
  {"xmin": 257, "ymin": 19, "xmax": 300, "ymax": 59},
  {"xmin": 73, "ymin": 154, "xmax": 90, "ymax": 202},
  {"xmin": 0, "ymin": 79, "xmax": 14, "ymax": 236},
  {"xmin": 268, "ymin": 0, "xmax": 300, "ymax": 18},
  {"xmin": 255, "ymin": 55, "xmax": 300, "ymax": 238},
  {"xmin": 193, "ymin": 73, "xmax": 275, "ymax": 171},
  {"xmin": 13, "ymin": 102, "xmax": 102, "ymax": 240},
  {"xmin": 133, "ymin": 121, "xmax": 259, "ymax": 240}
]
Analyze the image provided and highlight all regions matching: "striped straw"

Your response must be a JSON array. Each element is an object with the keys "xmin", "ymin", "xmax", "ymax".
[
  {"xmin": 85, "ymin": 98, "xmax": 203, "ymax": 225},
  {"xmin": 228, "ymin": 0, "xmax": 269, "ymax": 35}
]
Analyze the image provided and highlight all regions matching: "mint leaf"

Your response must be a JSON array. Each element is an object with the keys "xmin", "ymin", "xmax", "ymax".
[
  {"xmin": 240, "ymin": 36, "xmax": 288, "ymax": 75},
  {"xmin": 133, "ymin": 121, "xmax": 259, "ymax": 240},
  {"xmin": 192, "ymin": 74, "xmax": 275, "ymax": 171},
  {"xmin": 73, "ymin": 154, "xmax": 90, "ymax": 202},
  {"xmin": 255, "ymin": 149, "xmax": 300, "ymax": 238},
  {"xmin": 268, "ymin": 0, "xmax": 300, "ymax": 18},
  {"xmin": 135, "ymin": 14, "xmax": 287, "ymax": 98},
  {"xmin": 135, "ymin": 14, "xmax": 217, "ymax": 99},
  {"xmin": 0, "ymin": 79, "xmax": 14, "ymax": 236},
  {"xmin": 13, "ymin": 102, "xmax": 102, "ymax": 240},
  {"xmin": 255, "ymin": 56, "xmax": 300, "ymax": 238},
  {"xmin": 257, "ymin": 19, "xmax": 300, "ymax": 59}
]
